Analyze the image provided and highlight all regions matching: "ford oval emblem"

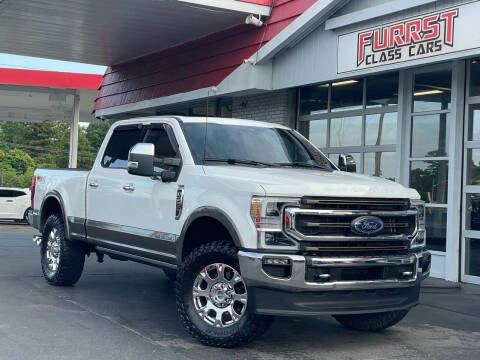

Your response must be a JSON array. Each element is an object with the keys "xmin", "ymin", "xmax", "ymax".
[{"xmin": 351, "ymin": 216, "xmax": 384, "ymax": 236}]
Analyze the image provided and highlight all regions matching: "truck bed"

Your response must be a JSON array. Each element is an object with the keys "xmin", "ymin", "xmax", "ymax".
[{"xmin": 33, "ymin": 168, "xmax": 90, "ymax": 224}]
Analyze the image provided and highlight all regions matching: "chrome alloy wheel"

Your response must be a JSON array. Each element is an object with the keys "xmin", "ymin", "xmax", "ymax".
[
  {"xmin": 192, "ymin": 263, "xmax": 248, "ymax": 328},
  {"xmin": 46, "ymin": 228, "xmax": 61, "ymax": 272}
]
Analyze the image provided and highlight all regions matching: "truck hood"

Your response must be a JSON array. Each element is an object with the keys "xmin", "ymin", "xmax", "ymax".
[{"xmin": 203, "ymin": 166, "xmax": 419, "ymax": 199}]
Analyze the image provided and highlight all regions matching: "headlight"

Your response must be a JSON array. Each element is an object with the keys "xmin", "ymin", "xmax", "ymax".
[
  {"xmin": 251, "ymin": 197, "xmax": 300, "ymax": 250},
  {"xmin": 410, "ymin": 199, "xmax": 426, "ymax": 249}
]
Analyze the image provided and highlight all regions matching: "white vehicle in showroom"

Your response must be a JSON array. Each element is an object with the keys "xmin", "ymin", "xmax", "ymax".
[
  {"xmin": 0, "ymin": 187, "xmax": 31, "ymax": 222},
  {"xmin": 28, "ymin": 116, "xmax": 430, "ymax": 347}
]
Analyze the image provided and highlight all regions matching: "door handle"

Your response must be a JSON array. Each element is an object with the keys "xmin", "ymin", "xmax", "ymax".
[
  {"xmin": 122, "ymin": 184, "xmax": 135, "ymax": 192},
  {"xmin": 6, "ymin": 200, "xmax": 13, "ymax": 202},
  {"xmin": 88, "ymin": 182, "xmax": 99, "ymax": 189}
]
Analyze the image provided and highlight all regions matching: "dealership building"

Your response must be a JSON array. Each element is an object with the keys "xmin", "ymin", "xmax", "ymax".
[{"xmin": 2, "ymin": 0, "xmax": 480, "ymax": 284}]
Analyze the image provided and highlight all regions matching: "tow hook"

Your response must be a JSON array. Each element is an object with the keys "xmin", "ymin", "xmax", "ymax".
[{"xmin": 33, "ymin": 235, "xmax": 42, "ymax": 246}]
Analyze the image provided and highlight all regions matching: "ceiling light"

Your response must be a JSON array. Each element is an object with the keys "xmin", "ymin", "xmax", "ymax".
[
  {"xmin": 331, "ymin": 80, "xmax": 359, "ymax": 87},
  {"xmin": 414, "ymin": 90, "xmax": 443, "ymax": 96}
]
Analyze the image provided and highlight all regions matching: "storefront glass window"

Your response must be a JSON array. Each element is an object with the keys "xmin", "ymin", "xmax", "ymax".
[
  {"xmin": 366, "ymin": 73, "xmax": 399, "ymax": 108},
  {"xmin": 364, "ymin": 152, "xmax": 396, "ymax": 180},
  {"xmin": 409, "ymin": 160, "xmax": 449, "ymax": 204},
  {"xmin": 466, "ymin": 238, "xmax": 480, "ymax": 276},
  {"xmin": 300, "ymin": 85, "xmax": 328, "ymax": 115},
  {"xmin": 413, "ymin": 70, "xmax": 452, "ymax": 112},
  {"xmin": 365, "ymin": 113, "xmax": 397, "ymax": 145},
  {"xmin": 466, "ymin": 194, "xmax": 480, "ymax": 232},
  {"xmin": 425, "ymin": 207, "xmax": 447, "ymax": 252},
  {"xmin": 467, "ymin": 104, "xmax": 480, "ymax": 141},
  {"xmin": 330, "ymin": 80, "xmax": 363, "ymax": 112},
  {"xmin": 329, "ymin": 116, "xmax": 362, "ymax": 147},
  {"xmin": 411, "ymin": 114, "xmax": 449, "ymax": 157},
  {"xmin": 469, "ymin": 59, "xmax": 480, "ymax": 97},
  {"xmin": 305, "ymin": 119, "xmax": 327, "ymax": 148},
  {"xmin": 466, "ymin": 149, "xmax": 480, "ymax": 185}
]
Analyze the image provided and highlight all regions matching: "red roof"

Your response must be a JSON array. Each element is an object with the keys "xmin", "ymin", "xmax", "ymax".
[
  {"xmin": 0, "ymin": 68, "xmax": 103, "ymax": 89},
  {"xmin": 94, "ymin": 0, "xmax": 316, "ymax": 111}
]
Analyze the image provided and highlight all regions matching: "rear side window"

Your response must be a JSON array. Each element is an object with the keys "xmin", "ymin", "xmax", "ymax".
[
  {"xmin": 102, "ymin": 127, "xmax": 144, "ymax": 169},
  {"xmin": 0, "ymin": 190, "xmax": 26, "ymax": 197}
]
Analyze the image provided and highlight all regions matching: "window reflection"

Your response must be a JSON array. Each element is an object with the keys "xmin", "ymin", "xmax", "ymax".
[
  {"xmin": 466, "ymin": 238, "xmax": 480, "ymax": 276},
  {"xmin": 300, "ymin": 119, "xmax": 327, "ymax": 148},
  {"xmin": 470, "ymin": 59, "xmax": 480, "ymax": 97},
  {"xmin": 466, "ymin": 194, "xmax": 480, "ymax": 231},
  {"xmin": 413, "ymin": 70, "xmax": 452, "ymax": 112},
  {"xmin": 300, "ymin": 85, "xmax": 328, "ymax": 115},
  {"xmin": 468, "ymin": 105, "xmax": 480, "ymax": 141},
  {"xmin": 329, "ymin": 116, "xmax": 362, "ymax": 147},
  {"xmin": 411, "ymin": 114, "xmax": 449, "ymax": 157},
  {"xmin": 365, "ymin": 113, "xmax": 397, "ymax": 145},
  {"xmin": 366, "ymin": 73, "xmax": 398, "ymax": 108},
  {"xmin": 425, "ymin": 207, "xmax": 447, "ymax": 252},
  {"xmin": 364, "ymin": 152, "xmax": 396, "ymax": 180},
  {"xmin": 467, "ymin": 149, "xmax": 480, "ymax": 185},
  {"xmin": 409, "ymin": 160, "xmax": 448, "ymax": 204},
  {"xmin": 331, "ymin": 80, "xmax": 363, "ymax": 112}
]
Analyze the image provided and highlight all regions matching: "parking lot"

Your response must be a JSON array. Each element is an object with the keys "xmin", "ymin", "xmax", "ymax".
[{"xmin": 0, "ymin": 223, "xmax": 479, "ymax": 360}]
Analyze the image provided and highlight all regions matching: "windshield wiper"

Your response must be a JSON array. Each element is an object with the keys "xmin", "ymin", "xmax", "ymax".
[
  {"xmin": 275, "ymin": 161, "xmax": 328, "ymax": 170},
  {"xmin": 204, "ymin": 158, "xmax": 277, "ymax": 167}
]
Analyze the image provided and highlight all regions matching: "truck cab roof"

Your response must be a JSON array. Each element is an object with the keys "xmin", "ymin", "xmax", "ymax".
[{"xmin": 109, "ymin": 116, "xmax": 291, "ymax": 130}]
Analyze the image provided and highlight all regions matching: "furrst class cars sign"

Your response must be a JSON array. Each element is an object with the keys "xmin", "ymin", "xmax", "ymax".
[{"xmin": 337, "ymin": 1, "xmax": 480, "ymax": 73}]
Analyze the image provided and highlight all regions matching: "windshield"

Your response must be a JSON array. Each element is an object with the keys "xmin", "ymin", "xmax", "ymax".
[{"xmin": 181, "ymin": 123, "xmax": 333, "ymax": 170}]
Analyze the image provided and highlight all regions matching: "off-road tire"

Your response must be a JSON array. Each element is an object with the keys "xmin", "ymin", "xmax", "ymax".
[
  {"xmin": 163, "ymin": 268, "xmax": 177, "ymax": 282},
  {"xmin": 333, "ymin": 309, "xmax": 410, "ymax": 332},
  {"xmin": 41, "ymin": 214, "xmax": 85, "ymax": 286},
  {"xmin": 176, "ymin": 241, "xmax": 273, "ymax": 348}
]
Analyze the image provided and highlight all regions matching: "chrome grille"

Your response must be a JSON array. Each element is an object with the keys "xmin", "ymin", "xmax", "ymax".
[{"xmin": 284, "ymin": 197, "xmax": 417, "ymax": 252}]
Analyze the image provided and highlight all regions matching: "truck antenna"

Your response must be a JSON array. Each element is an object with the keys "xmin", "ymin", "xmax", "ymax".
[{"xmin": 203, "ymin": 86, "xmax": 218, "ymax": 164}]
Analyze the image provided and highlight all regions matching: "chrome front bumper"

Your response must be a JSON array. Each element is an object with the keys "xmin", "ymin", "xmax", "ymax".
[{"xmin": 238, "ymin": 250, "xmax": 431, "ymax": 292}]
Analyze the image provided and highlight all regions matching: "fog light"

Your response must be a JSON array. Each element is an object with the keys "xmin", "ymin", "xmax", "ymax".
[{"xmin": 262, "ymin": 257, "xmax": 292, "ymax": 278}]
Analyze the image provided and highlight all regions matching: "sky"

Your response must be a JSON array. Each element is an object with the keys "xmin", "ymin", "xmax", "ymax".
[{"xmin": 0, "ymin": 53, "xmax": 106, "ymax": 74}]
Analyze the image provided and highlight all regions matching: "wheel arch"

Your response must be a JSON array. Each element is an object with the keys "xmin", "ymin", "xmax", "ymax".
[
  {"xmin": 176, "ymin": 207, "xmax": 242, "ymax": 263},
  {"xmin": 39, "ymin": 191, "xmax": 70, "ymax": 238}
]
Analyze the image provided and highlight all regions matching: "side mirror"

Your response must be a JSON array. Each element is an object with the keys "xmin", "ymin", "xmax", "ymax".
[
  {"xmin": 160, "ymin": 171, "xmax": 177, "ymax": 183},
  {"xmin": 338, "ymin": 154, "xmax": 356, "ymax": 173},
  {"xmin": 128, "ymin": 143, "xmax": 154, "ymax": 176}
]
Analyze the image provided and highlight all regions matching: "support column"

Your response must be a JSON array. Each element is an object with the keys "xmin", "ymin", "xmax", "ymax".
[{"xmin": 69, "ymin": 90, "xmax": 80, "ymax": 168}]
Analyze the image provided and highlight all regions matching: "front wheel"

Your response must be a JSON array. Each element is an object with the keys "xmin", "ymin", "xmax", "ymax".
[
  {"xmin": 176, "ymin": 241, "xmax": 273, "ymax": 348},
  {"xmin": 333, "ymin": 309, "xmax": 410, "ymax": 332},
  {"xmin": 41, "ymin": 214, "xmax": 86, "ymax": 286}
]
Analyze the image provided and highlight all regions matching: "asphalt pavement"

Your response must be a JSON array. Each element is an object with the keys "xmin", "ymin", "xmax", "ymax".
[{"xmin": 0, "ymin": 222, "xmax": 479, "ymax": 359}]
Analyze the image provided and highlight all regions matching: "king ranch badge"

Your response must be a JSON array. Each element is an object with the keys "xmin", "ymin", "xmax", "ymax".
[{"xmin": 357, "ymin": 8, "xmax": 458, "ymax": 67}]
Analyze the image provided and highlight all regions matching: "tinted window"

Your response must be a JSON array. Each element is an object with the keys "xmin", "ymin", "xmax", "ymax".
[
  {"xmin": 182, "ymin": 123, "xmax": 332, "ymax": 169},
  {"xmin": 143, "ymin": 126, "xmax": 179, "ymax": 172},
  {"xmin": 144, "ymin": 126, "xmax": 178, "ymax": 158},
  {"xmin": 102, "ymin": 127, "xmax": 143, "ymax": 169},
  {"xmin": 0, "ymin": 190, "xmax": 25, "ymax": 197}
]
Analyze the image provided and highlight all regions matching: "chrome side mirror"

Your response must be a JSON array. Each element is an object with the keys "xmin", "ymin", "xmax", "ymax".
[
  {"xmin": 128, "ymin": 143, "xmax": 154, "ymax": 176},
  {"xmin": 338, "ymin": 154, "xmax": 356, "ymax": 173}
]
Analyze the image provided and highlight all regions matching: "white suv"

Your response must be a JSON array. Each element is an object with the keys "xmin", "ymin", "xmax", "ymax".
[{"xmin": 0, "ymin": 187, "xmax": 31, "ymax": 222}]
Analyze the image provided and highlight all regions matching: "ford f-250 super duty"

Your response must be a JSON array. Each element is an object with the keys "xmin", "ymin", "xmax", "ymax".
[{"xmin": 28, "ymin": 116, "xmax": 431, "ymax": 347}]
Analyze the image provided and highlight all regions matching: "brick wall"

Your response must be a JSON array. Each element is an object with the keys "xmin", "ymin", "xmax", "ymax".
[{"xmin": 231, "ymin": 89, "xmax": 297, "ymax": 128}]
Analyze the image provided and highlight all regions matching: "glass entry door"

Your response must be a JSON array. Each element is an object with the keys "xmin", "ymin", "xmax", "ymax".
[{"xmin": 462, "ymin": 59, "xmax": 480, "ymax": 284}]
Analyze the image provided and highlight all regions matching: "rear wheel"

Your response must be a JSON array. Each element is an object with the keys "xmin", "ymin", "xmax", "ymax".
[
  {"xmin": 333, "ymin": 309, "xmax": 410, "ymax": 332},
  {"xmin": 41, "ymin": 214, "xmax": 85, "ymax": 286},
  {"xmin": 176, "ymin": 241, "xmax": 273, "ymax": 347},
  {"xmin": 23, "ymin": 208, "xmax": 31, "ymax": 223}
]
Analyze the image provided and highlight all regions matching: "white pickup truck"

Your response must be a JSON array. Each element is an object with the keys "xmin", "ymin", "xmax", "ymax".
[{"xmin": 29, "ymin": 116, "xmax": 430, "ymax": 347}]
